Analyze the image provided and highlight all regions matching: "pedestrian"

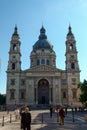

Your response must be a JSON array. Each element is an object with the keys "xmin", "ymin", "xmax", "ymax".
[
  {"xmin": 20, "ymin": 107, "xmax": 23, "ymax": 116},
  {"xmin": 14, "ymin": 107, "xmax": 20, "ymax": 121},
  {"xmin": 56, "ymin": 107, "xmax": 59, "ymax": 122},
  {"xmin": 50, "ymin": 106, "xmax": 53, "ymax": 118},
  {"xmin": 21, "ymin": 107, "xmax": 31, "ymax": 130},
  {"xmin": 7, "ymin": 109, "xmax": 9, "ymax": 114},
  {"xmin": 59, "ymin": 107, "xmax": 65, "ymax": 125}
]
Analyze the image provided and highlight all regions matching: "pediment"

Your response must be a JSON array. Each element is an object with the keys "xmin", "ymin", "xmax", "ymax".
[{"xmin": 29, "ymin": 65, "xmax": 57, "ymax": 71}]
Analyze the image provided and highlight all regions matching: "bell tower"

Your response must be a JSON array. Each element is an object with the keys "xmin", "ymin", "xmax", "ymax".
[
  {"xmin": 65, "ymin": 25, "xmax": 79, "ymax": 72},
  {"xmin": 6, "ymin": 26, "xmax": 21, "ymax": 107},
  {"xmin": 65, "ymin": 25, "xmax": 80, "ymax": 106},
  {"xmin": 7, "ymin": 25, "xmax": 21, "ymax": 72}
]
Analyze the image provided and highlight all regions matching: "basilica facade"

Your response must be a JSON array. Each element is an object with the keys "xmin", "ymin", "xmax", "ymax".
[{"xmin": 6, "ymin": 25, "xmax": 81, "ymax": 109}]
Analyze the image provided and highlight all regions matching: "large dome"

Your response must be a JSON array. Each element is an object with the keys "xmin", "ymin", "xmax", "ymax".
[{"xmin": 33, "ymin": 26, "xmax": 53, "ymax": 50}]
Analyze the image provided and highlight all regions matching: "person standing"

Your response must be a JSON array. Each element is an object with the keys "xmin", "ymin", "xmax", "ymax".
[
  {"xmin": 59, "ymin": 107, "xmax": 65, "ymax": 125},
  {"xmin": 21, "ymin": 107, "xmax": 31, "ymax": 130},
  {"xmin": 50, "ymin": 106, "xmax": 53, "ymax": 118},
  {"xmin": 14, "ymin": 107, "xmax": 20, "ymax": 121}
]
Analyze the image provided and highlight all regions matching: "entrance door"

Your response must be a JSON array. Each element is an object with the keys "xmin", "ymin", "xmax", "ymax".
[{"xmin": 38, "ymin": 79, "xmax": 49, "ymax": 104}]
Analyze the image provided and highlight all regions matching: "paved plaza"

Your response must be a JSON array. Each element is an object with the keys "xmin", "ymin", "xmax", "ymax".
[{"xmin": 0, "ymin": 109, "xmax": 87, "ymax": 130}]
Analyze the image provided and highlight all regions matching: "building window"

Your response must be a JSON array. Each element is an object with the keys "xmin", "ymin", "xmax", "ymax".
[
  {"xmin": 12, "ymin": 63, "xmax": 15, "ymax": 70},
  {"xmin": 70, "ymin": 44, "xmax": 73, "ymax": 50},
  {"xmin": 73, "ymin": 91, "xmax": 76, "ymax": 99},
  {"xmin": 10, "ymin": 91, "xmax": 15, "ymax": 99},
  {"xmin": 31, "ymin": 59, "xmax": 33, "ymax": 63},
  {"xmin": 63, "ymin": 92, "xmax": 66, "ymax": 98},
  {"xmin": 61, "ymin": 79, "xmax": 67, "ymax": 85},
  {"xmin": 41, "ymin": 59, "xmax": 45, "ymax": 64},
  {"xmin": 13, "ymin": 56, "xmax": 16, "ymax": 59},
  {"xmin": 37, "ymin": 59, "xmax": 40, "ymax": 65},
  {"xmin": 47, "ymin": 59, "xmax": 49, "ymax": 65},
  {"xmin": 71, "ymin": 63, "xmax": 75, "ymax": 69},
  {"xmin": 20, "ymin": 92, "xmax": 25, "ymax": 99},
  {"xmin": 11, "ymin": 79, "xmax": 15, "ymax": 85},
  {"xmin": 20, "ymin": 79, "xmax": 25, "ymax": 85},
  {"xmin": 13, "ymin": 44, "xmax": 17, "ymax": 51},
  {"xmin": 34, "ymin": 88, "xmax": 36, "ymax": 103}
]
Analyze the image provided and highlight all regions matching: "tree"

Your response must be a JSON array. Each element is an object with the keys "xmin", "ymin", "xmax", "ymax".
[
  {"xmin": 0, "ymin": 94, "xmax": 6, "ymax": 105},
  {"xmin": 78, "ymin": 79, "xmax": 87, "ymax": 107}
]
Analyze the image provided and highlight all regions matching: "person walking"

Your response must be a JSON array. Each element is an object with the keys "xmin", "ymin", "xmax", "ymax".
[
  {"xmin": 59, "ymin": 107, "xmax": 65, "ymax": 125},
  {"xmin": 21, "ymin": 107, "xmax": 31, "ymax": 130}
]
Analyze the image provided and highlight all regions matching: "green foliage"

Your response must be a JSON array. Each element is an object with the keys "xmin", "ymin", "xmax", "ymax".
[
  {"xmin": 84, "ymin": 101, "xmax": 87, "ymax": 108},
  {"xmin": 78, "ymin": 79, "xmax": 87, "ymax": 105},
  {"xmin": 0, "ymin": 94, "xmax": 6, "ymax": 105}
]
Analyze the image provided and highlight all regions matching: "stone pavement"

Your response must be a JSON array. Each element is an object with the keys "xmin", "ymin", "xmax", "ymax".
[
  {"xmin": 0, "ymin": 122, "xmax": 87, "ymax": 130},
  {"xmin": 0, "ymin": 110, "xmax": 87, "ymax": 130}
]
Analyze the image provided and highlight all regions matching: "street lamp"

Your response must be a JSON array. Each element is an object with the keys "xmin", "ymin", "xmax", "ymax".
[{"xmin": 72, "ymin": 107, "xmax": 75, "ymax": 122}]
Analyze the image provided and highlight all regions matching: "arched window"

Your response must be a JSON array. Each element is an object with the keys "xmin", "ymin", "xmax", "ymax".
[
  {"xmin": 12, "ymin": 63, "xmax": 15, "ymax": 70},
  {"xmin": 13, "ymin": 44, "xmax": 17, "ymax": 51},
  {"xmin": 63, "ymin": 92, "xmax": 66, "ymax": 98},
  {"xmin": 71, "ymin": 63, "xmax": 75, "ymax": 69},
  {"xmin": 70, "ymin": 44, "xmax": 73, "ymax": 50}
]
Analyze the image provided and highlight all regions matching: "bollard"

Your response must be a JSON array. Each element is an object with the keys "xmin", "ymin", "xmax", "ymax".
[
  {"xmin": 41, "ymin": 113, "xmax": 43, "ymax": 123},
  {"xmin": 65, "ymin": 107, "xmax": 67, "ymax": 115},
  {"xmin": 72, "ymin": 109, "xmax": 75, "ymax": 122},
  {"xmin": 57, "ymin": 112, "xmax": 59, "ymax": 122},
  {"xmin": 2, "ymin": 116, "xmax": 4, "ymax": 126},
  {"xmin": 10, "ymin": 114, "xmax": 12, "ymax": 123}
]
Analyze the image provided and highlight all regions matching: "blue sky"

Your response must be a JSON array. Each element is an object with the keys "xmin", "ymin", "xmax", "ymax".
[{"xmin": 0, "ymin": 0, "xmax": 87, "ymax": 94}]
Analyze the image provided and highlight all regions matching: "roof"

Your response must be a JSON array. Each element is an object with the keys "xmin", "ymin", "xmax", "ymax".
[{"xmin": 33, "ymin": 26, "xmax": 53, "ymax": 51}]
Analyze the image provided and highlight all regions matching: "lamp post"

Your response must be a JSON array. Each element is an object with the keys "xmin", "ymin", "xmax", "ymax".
[
  {"xmin": 72, "ymin": 107, "xmax": 75, "ymax": 122},
  {"xmin": 15, "ymin": 100, "xmax": 16, "ymax": 108}
]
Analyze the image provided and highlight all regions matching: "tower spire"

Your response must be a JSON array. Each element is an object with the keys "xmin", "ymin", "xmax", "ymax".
[
  {"xmin": 67, "ymin": 24, "xmax": 73, "ymax": 36},
  {"xmin": 39, "ymin": 26, "xmax": 47, "ymax": 40},
  {"xmin": 12, "ymin": 25, "xmax": 19, "ymax": 37}
]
